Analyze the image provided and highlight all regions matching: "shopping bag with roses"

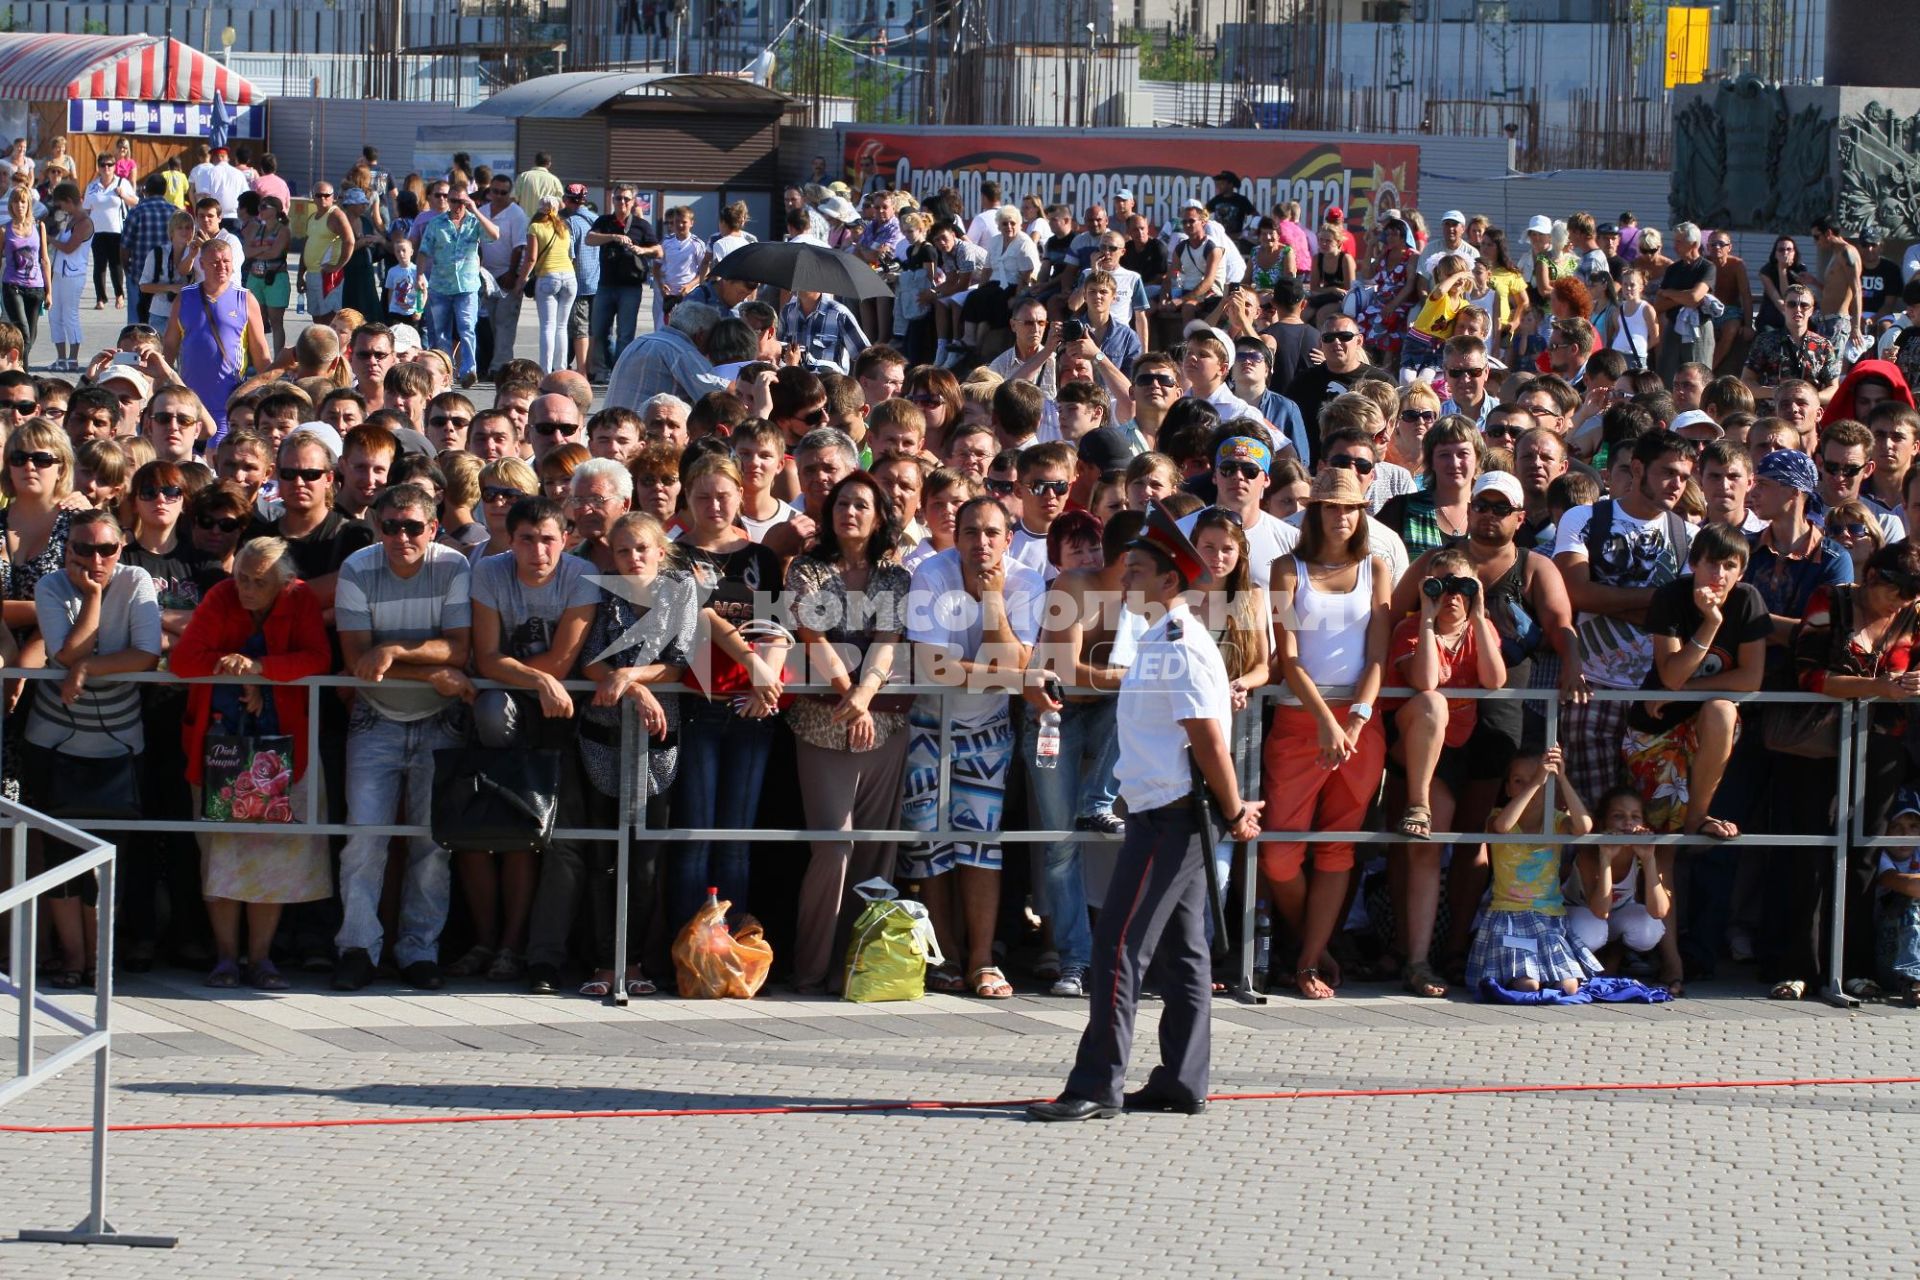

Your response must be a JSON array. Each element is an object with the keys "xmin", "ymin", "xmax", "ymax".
[{"xmin": 202, "ymin": 716, "xmax": 297, "ymax": 824}]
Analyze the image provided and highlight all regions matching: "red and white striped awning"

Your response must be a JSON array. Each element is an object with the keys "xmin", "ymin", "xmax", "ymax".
[{"xmin": 0, "ymin": 33, "xmax": 261, "ymax": 105}]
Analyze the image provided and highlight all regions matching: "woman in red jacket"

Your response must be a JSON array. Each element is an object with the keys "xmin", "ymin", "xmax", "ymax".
[{"xmin": 171, "ymin": 537, "xmax": 332, "ymax": 990}]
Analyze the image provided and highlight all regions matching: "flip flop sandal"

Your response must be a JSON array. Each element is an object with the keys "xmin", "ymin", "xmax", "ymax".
[
  {"xmin": 578, "ymin": 978, "xmax": 614, "ymax": 998},
  {"xmin": 1770, "ymin": 979, "xmax": 1806, "ymax": 1001},
  {"xmin": 927, "ymin": 967, "xmax": 968, "ymax": 993},
  {"xmin": 970, "ymin": 966, "xmax": 1013, "ymax": 999},
  {"xmin": 1402, "ymin": 961, "xmax": 1448, "ymax": 999},
  {"xmin": 1397, "ymin": 804, "xmax": 1433, "ymax": 840},
  {"xmin": 625, "ymin": 975, "xmax": 656, "ymax": 997}
]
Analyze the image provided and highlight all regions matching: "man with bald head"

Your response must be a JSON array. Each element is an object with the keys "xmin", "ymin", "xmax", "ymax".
[
  {"xmin": 528, "ymin": 392, "xmax": 585, "ymax": 460},
  {"xmin": 538, "ymin": 369, "xmax": 594, "ymax": 416}
]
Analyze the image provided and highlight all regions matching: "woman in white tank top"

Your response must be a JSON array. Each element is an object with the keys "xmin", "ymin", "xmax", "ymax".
[
  {"xmin": 1599, "ymin": 265, "xmax": 1660, "ymax": 370},
  {"xmin": 1261, "ymin": 467, "xmax": 1392, "ymax": 1002}
]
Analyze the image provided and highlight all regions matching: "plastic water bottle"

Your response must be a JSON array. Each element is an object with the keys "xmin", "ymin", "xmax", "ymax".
[
  {"xmin": 1035, "ymin": 709, "xmax": 1061, "ymax": 768},
  {"xmin": 1253, "ymin": 900, "xmax": 1273, "ymax": 993}
]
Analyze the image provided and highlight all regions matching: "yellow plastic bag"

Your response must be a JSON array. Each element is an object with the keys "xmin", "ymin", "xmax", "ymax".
[
  {"xmin": 671, "ymin": 895, "xmax": 773, "ymax": 998},
  {"xmin": 843, "ymin": 878, "xmax": 944, "ymax": 1003}
]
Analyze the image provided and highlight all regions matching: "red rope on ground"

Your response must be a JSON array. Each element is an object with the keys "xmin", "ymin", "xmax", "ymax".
[{"xmin": 4, "ymin": 1074, "xmax": 1918, "ymax": 1134}]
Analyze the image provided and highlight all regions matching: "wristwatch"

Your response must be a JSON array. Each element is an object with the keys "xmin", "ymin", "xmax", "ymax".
[{"xmin": 1348, "ymin": 702, "xmax": 1374, "ymax": 723}]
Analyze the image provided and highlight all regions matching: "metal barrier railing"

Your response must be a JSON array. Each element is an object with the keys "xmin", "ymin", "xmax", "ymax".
[
  {"xmin": 0, "ymin": 669, "xmax": 1888, "ymax": 1014},
  {"xmin": 1, "ymin": 799, "xmax": 175, "ymax": 1248}
]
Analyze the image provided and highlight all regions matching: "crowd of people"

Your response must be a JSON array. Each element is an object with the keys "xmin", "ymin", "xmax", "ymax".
[{"xmin": 8, "ymin": 135, "xmax": 1920, "ymax": 1012}]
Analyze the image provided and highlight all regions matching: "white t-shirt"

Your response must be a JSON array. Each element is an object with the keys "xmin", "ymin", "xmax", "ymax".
[
  {"xmin": 906, "ymin": 547, "xmax": 1044, "ymax": 727},
  {"xmin": 82, "ymin": 177, "xmax": 133, "ymax": 234},
  {"xmin": 1552, "ymin": 500, "xmax": 1697, "ymax": 689},
  {"xmin": 1418, "ymin": 241, "xmax": 1480, "ymax": 281},
  {"xmin": 477, "ymin": 202, "xmax": 529, "ymax": 278},
  {"xmin": 658, "ymin": 233, "xmax": 710, "ymax": 291},
  {"xmin": 189, "ymin": 162, "xmax": 248, "ymax": 218},
  {"xmin": 1008, "ymin": 522, "xmax": 1055, "ymax": 582},
  {"xmin": 1177, "ymin": 508, "xmax": 1299, "ymax": 588},
  {"xmin": 964, "ymin": 209, "xmax": 1001, "ymax": 251},
  {"xmin": 711, "ymin": 231, "xmax": 755, "ymax": 262}
]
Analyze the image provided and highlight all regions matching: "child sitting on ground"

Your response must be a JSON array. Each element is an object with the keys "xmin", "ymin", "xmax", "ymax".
[
  {"xmin": 1875, "ymin": 790, "xmax": 1920, "ymax": 1007},
  {"xmin": 1469, "ymin": 744, "xmax": 1599, "ymax": 996},
  {"xmin": 1565, "ymin": 785, "xmax": 1671, "ymax": 969}
]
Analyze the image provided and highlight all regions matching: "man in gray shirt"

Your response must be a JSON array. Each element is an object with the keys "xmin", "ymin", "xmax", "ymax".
[{"xmin": 331, "ymin": 483, "xmax": 473, "ymax": 991}]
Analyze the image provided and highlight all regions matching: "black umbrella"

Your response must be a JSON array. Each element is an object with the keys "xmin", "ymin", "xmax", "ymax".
[{"xmin": 712, "ymin": 240, "xmax": 894, "ymax": 301}]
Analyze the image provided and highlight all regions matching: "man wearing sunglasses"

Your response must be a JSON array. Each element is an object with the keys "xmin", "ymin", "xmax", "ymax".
[
  {"xmin": 1286, "ymin": 315, "xmax": 1376, "ymax": 426},
  {"xmin": 1437, "ymin": 334, "xmax": 1493, "ymax": 430},
  {"xmin": 1819, "ymin": 419, "xmax": 1905, "ymax": 542},
  {"xmin": 1117, "ymin": 352, "xmax": 1180, "ymax": 453},
  {"xmin": 415, "ymin": 178, "xmax": 502, "ymax": 386},
  {"xmin": 527, "ymin": 392, "xmax": 585, "ymax": 462},
  {"xmin": 1741, "ymin": 283, "xmax": 1839, "ymax": 402},
  {"xmin": 1176, "ymin": 435, "xmax": 1298, "ymax": 587},
  {"xmin": 332, "ymin": 482, "xmax": 474, "ymax": 992},
  {"xmin": 254, "ymin": 428, "xmax": 375, "ymax": 611}
]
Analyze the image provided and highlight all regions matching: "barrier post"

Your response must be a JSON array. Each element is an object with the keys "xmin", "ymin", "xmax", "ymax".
[
  {"xmin": 611, "ymin": 695, "xmax": 637, "ymax": 1007},
  {"xmin": 1824, "ymin": 698, "xmax": 1862, "ymax": 1008},
  {"xmin": 1232, "ymin": 703, "xmax": 1264, "ymax": 1004},
  {"xmin": 12, "ymin": 822, "xmax": 32, "ymax": 1077}
]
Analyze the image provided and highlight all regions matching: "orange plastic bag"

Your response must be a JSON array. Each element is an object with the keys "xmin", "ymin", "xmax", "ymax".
[{"xmin": 671, "ymin": 895, "xmax": 773, "ymax": 998}]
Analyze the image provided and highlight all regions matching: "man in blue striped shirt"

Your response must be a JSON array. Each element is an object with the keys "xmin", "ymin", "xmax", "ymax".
[{"xmin": 120, "ymin": 175, "xmax": 176, "ymax": 328}]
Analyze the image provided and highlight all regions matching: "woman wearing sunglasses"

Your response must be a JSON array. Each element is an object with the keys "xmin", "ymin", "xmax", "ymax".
[
  {"xmin": 23, "ymin": 509, "xmax": 161, "ymax": 988},
  {"xmin": 0, "ymin": 422, "xmax": 79, "ymax": 650},
  {"xmin": 186, "ymin": 481, "xmax": 252, "ymax": 585},
  {"xmin": 469, "ymin": 456, "xmax": 538, "ymax": 565},
  {"xmin": 1825, "ymin": 499, "xmax": 1884, "ymax": 580}
]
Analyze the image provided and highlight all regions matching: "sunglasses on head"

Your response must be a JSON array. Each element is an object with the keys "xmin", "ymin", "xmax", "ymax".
[
  {"xmin": 1025, "ymin": 479, "xmax": 1070, "ymax": 497},
  {"xmin": 1878, "ymin": 567, "xmax": 1920, "ymax": 597},
  {"xmin": 138, "ymin": 483, "xmax": 184, "ymax": 500},
  {"xmin": 532, "ymin": 421, "xmax": 578, "ymax": 436},
  {"xmin": 1328, "ymin": 454, "xmax": 1376, "ymax": 475},
  {"xmin": 1217, "ymin": 460, "xmax": 1265, "ymax": 481},
  {"xmin": 984, "ymin": 478, "xmax": 1017, "ymax": 496},
  {"xmin": 71, "ymin": 540, "xmax": 121, "ymax": 560},
  {"xmin": 429, "ymin": 413, "xmax": 471, "ymax": 428},
  {"xmin": 119, "ymin": 325, "xmax": 157, "ymax": 341},
  {"xmin": 196, "ymin": 515, "xmax": 246, "ymax": 533},
  {"xmin": 1470, "ymin": 497, "xmax": 1517, "ymax": 517},
  {"xmin": 8, "ymin": 450, "xmax": 55, "ymax": 469},
  {"xmin": 380, "ymin": 517, "xmax": 429, "ymax": 537},
  {"xmin": 277, "ymin": 467, "xmax": 328, "ymax": 484}
]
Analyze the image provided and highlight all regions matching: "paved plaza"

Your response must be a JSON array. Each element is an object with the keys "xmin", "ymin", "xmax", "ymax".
[{"xmin": 5, "ymin": 971, "xmax": 1920, "ymax": 1277}]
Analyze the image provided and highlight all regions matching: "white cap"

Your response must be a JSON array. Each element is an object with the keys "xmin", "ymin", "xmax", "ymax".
[
  {"xmin": 1472, "ymin": 471, "xmax": 1524, "ymax": 506},
  {"xmin": 1440, "ymin": 209, "xmax": 1466, "ymax": 225},
  {"xmin": 1669, "ymin": 409, "xmax": 1724, "ymax": 440},
  {"xmin": 292, "ymin": 420, "xmax": 344, "ymax": 458},
  {"xmin": 817, "ymin": 196, "xmax": 859, "ymax": 224},
  {"xmin": 1114, "ymin": 187, "xmax": 1135, "ymax": 201},
  {"xmin": 1526, "ymin": 214, "xmax": 1552, "ymax": 235},
  {"xmin": 96, "ymin": 357, "xmax": 152, "ymax": 399},
  {"xmin": 1181, "ymin": 197, "xmax": 1207, "ymax": 212},
  {"xmin": 390, "ymin": 323, "xmax": 422, "ymax": 353},
  {"xmin": 1181, "ymin": 322, "xmax": 1234, "ymax": 354}
]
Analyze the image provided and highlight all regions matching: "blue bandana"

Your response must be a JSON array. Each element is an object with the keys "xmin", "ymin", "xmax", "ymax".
[{"xmin": 1755, "ymin": 448, "xmax": 1823, "ymax": 517}]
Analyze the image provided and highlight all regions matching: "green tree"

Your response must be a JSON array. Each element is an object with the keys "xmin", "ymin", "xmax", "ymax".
[{"xmin": 1128, "ymin": 29, "xmax": 1215, "ymax": 82}]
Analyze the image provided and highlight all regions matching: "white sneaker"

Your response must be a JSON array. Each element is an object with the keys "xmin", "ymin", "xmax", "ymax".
[{"xmin": 1050, "ymin": 968, "xmax": 1087, "ymax": 997}]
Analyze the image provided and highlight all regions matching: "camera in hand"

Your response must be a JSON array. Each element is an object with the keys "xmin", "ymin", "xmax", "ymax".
[
  {"xmin": 1060, "ymin": 319, "xmax": 1088, "ymax": 342},
  {"xmin": 1421, "ymin": 574, "xmax": 1480, "ymax": 601}
]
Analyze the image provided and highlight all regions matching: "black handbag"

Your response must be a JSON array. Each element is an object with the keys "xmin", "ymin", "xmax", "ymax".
[
  {"xmin": 39, "ymin": 694, "xmax": 142, "ymax": 822},
  {"xmin": 430, "ymin": 747, "xmax": 561, "ymax": 854}
]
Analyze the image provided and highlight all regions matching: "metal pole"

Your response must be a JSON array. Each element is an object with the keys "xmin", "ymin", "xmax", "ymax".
[
  {"xmin": 1235, "ymin": 702, "xmax": 1264, "ymax": 1003},
  {"xmin": 305, "ymin": 681, "xmax": 320, "ymax": 826},
  {"xmin": 612, "ymin": 695, "xmax": 636, "ymax": 1007},
  {"xmin": 88, "ymin": 852, "xmax": 115, "ymax": 1236},
  {"xmin": 1824, "ymin": 699, "xmax": 1858, "ymax": 1007},
  {"xmin": 14, "ymin": 821, "xmax": 32, "ymax": 1078},
  {"xmin": 1541, "ymin": 693, "xmax": 1559, "ymax": 834}
]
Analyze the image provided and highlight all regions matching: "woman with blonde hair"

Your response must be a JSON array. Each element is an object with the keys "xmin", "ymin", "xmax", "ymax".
[
  {"xmin": 524, "ymin": 194, "xmax": 577, "ymax": 373},
  {"xmin": 2, "ymin": 183, "xmax": 50, "ymax": 358},
  {"xmin": 712, "ymin": 200, "xmax": 755, "ymax": 261},
  {"xmin": 0, "ymin": 420, "xmax": 77, "ymax": 655}
]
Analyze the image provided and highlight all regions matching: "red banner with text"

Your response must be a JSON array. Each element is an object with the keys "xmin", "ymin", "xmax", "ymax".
[{"xmin": 843, "ymin": 130, "xmax": 1418, "ymax": 230}]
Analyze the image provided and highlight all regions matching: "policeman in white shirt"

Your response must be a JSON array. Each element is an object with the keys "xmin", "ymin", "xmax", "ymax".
[{"xmin": 1029, "ymin": 504, "xmax": 1262, "ymax": 1123}]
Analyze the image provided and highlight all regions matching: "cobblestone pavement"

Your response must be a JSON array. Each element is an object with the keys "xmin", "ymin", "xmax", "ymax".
[{"xmin": 5, "ymin": 971, "xmax": 1920, "ymax": 1277}]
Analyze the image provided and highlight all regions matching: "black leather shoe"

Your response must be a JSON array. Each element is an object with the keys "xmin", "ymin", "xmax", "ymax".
[
  {"xmin": 1026, "ymin": 1096, "xmax": 1120, "ymax": 1122},
  {"xmin": 401, "ymin": 960, "xmax": 445, "ymax": 990},
  {"xmin": 525, "ymin": 964, "xmax": 559, "ymax": 996},
  {"xmin": 1123, "ymin": 1089, "xmax": 1208, "ymax": 1115},
  {"xmin": 331, "ymin": 948, "xmax": 375, "ymax": 992}
]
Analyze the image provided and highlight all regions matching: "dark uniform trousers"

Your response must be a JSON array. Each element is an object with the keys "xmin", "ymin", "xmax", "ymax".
[{"xmin": 1063, "ymin": 799, "xmax": 1212, "ymax": 1108}]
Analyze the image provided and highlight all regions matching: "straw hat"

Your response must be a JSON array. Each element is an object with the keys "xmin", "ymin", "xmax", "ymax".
[{"xmin": 1306, "ymin": 467, "xmax": 1370, "ymax": 506}]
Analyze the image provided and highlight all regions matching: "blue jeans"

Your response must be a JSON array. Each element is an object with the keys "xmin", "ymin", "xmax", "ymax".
[
  {"xmin": 336, "ymin": 706, "xmax": 464, "ymax": 966},
  {"xmin": 426, "ymin": 288, "xmax": 479, "ymax": 379},
  {"xmin": 1024, "ymin": 699, "xmax": 1118, "ymax": 972},
  {"xmin": 670, "ymin": 698, "xmax": 775, "ymax": 928},
  {"xmin": 591, "ymin": 283, "xmax": 645, "ymax": 375},
  {"xmin": 1882, "ymin": 895, "xmax": 1920, "ymax": 984}
]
